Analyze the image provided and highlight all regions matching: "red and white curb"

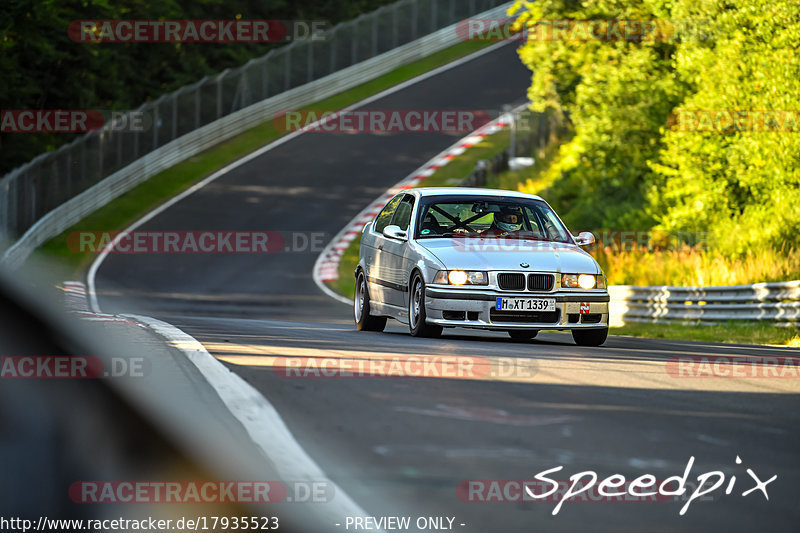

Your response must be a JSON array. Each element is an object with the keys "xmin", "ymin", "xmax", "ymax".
[
  {"xmin": 61, "ymin": 281, "xmax": 139, "ymax": 324},
  {"xmin": 312, "ymin": 113, "xmax": 514, "ymax": 304}
]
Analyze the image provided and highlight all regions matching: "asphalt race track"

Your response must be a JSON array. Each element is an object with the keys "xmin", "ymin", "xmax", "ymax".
[{"xmin": 93, "ymin": 44, "xmax": 800, "ymax": 532}]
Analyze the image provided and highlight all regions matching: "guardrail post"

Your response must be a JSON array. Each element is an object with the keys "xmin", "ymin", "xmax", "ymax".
[
  {"xmin": 65, "ymin": 148, "xmax": 73, "ymax": 200},
  {"xmin": 10, "ymin": 177, "xmax": 18, "ymax": 235},
  {"xmin": 98, "ymin": 131, "xmax": 104, "ymax": 179},
  {"xmin": 372, "ymin": 14, "xmax": 378, "ymax": 57},
  {"xmin": 172, "ymin": 95, "xmax": 178, "ymax": 141},
  {"xmin": 307, "ymin": 42, "xmax": 314, "ymax": 83},
  {"xmin": 351, "ymin": 19, "xmax": 358, "ymax": 65},
  {"xmin": 0, "ymin": 179, "xmax": 7, "ymax": 235},
  {"xmin": 262, "ymin": 58, "xmax": 270, "ymax": 100},
  {"xmin": 132, "ymin": 121, "xmax": 139, "ymax": 161},
  {"xmin": 29, "ymin": 172, "xmax": 37, "ymax": 228},
  {"xmin": 153, "ymin": 104, "xmax": 160, "ymax": 148},
  {"xmin": 80, "ymin": 142, "xmax": 87, "ymax": 192},
  {"xmin": 284, "ymin": 47, "xmax": 292, "ymax": 91},
  {"xmin": 329, "ymin": 28, "xmax": 337, "ymax": 73},
  {"xmin": 216, "ymin": 75, "xmax": 223, "ymax": 120},
  {"xmin": 392, "ymin": 3, "xmax": 399, "ymax": 48},
  {"xmin": 411, "ymin": 0, "xmax": 418, "ymax": 39},
  {"xmin": 195, "ymin": 84, "xmax": 202, "ymax": 128}
]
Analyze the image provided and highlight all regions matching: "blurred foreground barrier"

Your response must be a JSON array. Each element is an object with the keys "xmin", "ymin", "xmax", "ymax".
[{"xmin": 609, "ymin": 281, "xmax": 800, "ymax": 327}]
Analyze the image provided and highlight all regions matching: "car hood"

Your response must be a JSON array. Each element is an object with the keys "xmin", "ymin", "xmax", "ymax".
[{"xmin": 416, "ymin": 237, "xmax": 600, "ymax": 273}]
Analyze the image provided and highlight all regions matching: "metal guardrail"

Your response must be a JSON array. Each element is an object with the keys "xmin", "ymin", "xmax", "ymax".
[
  {"xmin": 0, "ymin": 0, "xmax": 512, "ymax": 268},
  {"xmin": 609, "ymin": 281, "xmax": 800, "ymax": 326}
]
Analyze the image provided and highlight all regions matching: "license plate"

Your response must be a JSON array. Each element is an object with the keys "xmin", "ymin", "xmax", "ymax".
[{"xmin": 495, "ymin": 297, "xmax": 556, "ymax": 312}]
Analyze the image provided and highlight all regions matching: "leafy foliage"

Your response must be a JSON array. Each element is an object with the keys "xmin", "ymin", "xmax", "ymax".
[
  {"xmin": 509, "ymin": 0, "xmax": 800, "ymax": 256},
  {"xmin": 0, "ymin": 0, "xmax": 396, "ymax": 174}
]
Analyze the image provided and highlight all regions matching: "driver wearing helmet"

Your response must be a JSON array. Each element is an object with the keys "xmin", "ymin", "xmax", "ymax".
[{"xmin": 484, "ymin": 206, "xmax": 524, "ymax": 235}]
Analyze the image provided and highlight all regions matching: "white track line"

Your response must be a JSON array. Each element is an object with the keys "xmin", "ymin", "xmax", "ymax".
[
  {"xmin": 127, "ymin": 314, "xmax": 370, "ymax": 523},
  {"xmin": 312, "ymin": 104, "xmax": 527, "ymax": 305},
  {"xmin": 81, "ymin": 40, "xmax": 514, "ymax": 525}
]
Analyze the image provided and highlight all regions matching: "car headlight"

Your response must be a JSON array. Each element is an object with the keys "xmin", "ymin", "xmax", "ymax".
[
  {"xmin": 562, "ymin": 273, "xmax": 603, "ymax": 289},
  {"xmin": 433, "ymin": 270, "xmax": 488, "ymax": 285}
]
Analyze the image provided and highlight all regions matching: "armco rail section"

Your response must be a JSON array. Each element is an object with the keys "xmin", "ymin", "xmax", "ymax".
[
  {"xmin": 0, "ymin": 0, "xmax": 512, "ymax": 268},
  {"xmin": 609, "ymin": 281, "xmax": 800, "ymax": 327}
]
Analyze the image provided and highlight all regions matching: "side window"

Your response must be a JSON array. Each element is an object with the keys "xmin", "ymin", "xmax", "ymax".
[
  {"xmin": 390, "ymin": 195, "xmax": 415, "ymax": 231},
  {"xmin": 374, "ymin": 194, "xmax": 403, "ymax": 234}
]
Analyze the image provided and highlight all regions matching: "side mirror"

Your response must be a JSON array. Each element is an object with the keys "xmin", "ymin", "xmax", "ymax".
[
  {"xmin": 383, "ymin": 225, "xmax": 408, "ymax": 241},
  {"xmin": 574, "ymin": 231, "xmax": 595, "ymax": 246}
]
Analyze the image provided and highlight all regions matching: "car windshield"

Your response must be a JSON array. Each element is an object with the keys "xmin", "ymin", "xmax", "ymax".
[{"xmin": 415, "ymin": 196, "xmax": 573, "ymax": 243}]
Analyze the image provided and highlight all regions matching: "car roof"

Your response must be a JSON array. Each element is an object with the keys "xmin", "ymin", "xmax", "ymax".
[{"xmin": 408, "ymin": 187, "xmax": 545, "ymax": 201}]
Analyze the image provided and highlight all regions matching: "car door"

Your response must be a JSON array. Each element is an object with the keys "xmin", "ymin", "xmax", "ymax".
[
  {"xmin": 365, "ymin": 194, "xmax": 403, "ymax": 305},
  {"xmin": 380, "ymin": 194, "xmax": 416, "ymax": 309}
]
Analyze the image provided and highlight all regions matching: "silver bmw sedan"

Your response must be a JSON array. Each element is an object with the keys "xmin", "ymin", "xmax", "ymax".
[{"xmin": 354, "ymin": 188, "xmax": 610, "ymax": 346}]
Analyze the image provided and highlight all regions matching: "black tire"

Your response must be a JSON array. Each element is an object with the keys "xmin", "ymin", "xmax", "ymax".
[
  {"xmin": 408, "ymin": 272, "xmax": 442, "ymax": 338},
  {"xmin": 354, "ymin": 270, "xmax": 387, "ymax": 332},
  {"xmin": 572, "ymin": 327, "xmax": 608, "ymax": 346},
  {"xmin": 508, "ymin": 330, "xmax": 539, "ymax": 340}
]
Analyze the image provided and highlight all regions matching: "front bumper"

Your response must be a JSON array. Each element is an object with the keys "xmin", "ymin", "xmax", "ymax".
[{"xmin": 424, "ymin": 287, "xmax": 609, "ymax": 330}]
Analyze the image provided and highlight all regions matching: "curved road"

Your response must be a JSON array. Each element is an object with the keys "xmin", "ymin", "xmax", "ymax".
[{"xmin": 94, "ymin": 44, "xmax": 800, "ymax": 532}]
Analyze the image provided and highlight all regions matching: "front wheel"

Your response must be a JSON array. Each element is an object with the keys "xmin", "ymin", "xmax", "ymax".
[
  {"xmin": 572, "ymin": 327, "xmax": 608, "ymax": 346},
  {"xmin": 408, "ymin": 273, "xmax": 442, "ymax": 338},
  {"xmin": 354, "ymin": 271, "xmax": 386, "ymax": 332}
]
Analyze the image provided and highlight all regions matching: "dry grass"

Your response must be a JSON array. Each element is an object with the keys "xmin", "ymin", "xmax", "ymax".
[{"xmin": 594, "ymin": 245, "xmax": 800, "ymax": 287}]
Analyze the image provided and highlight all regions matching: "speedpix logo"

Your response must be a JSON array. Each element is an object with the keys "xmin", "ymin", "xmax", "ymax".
[{"xmin": 458, "ymin": 456, "xmax": 776, "ymax": 516}]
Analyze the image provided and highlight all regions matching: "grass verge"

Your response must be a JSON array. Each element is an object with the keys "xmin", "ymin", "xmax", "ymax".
[
  {"xmin": 328, "ymin": 114, "xmax": 799, "ymax": 347},
  {"xmin": 611, "ymin": 322, "xmax": 800, "ymax": 347},
  {"xmin": 37, "ymin": 38, "xmax": 497, "ymax": 278},
  {"xmin": 594, "ymin": 246, "xmax": 800, "ymax": 287}
]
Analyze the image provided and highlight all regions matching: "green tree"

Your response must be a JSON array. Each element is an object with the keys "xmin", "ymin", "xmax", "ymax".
[
  {"xmin": 509, "ymin": 0, "xmax": 800, "ymax": 255},
  {"xmin": 648, "ymin": 0, "xmax": 800, "ymax": 255},
  {"xmin": 0, "ymin": 0, "xmax": 397, "ymax": 174}
]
